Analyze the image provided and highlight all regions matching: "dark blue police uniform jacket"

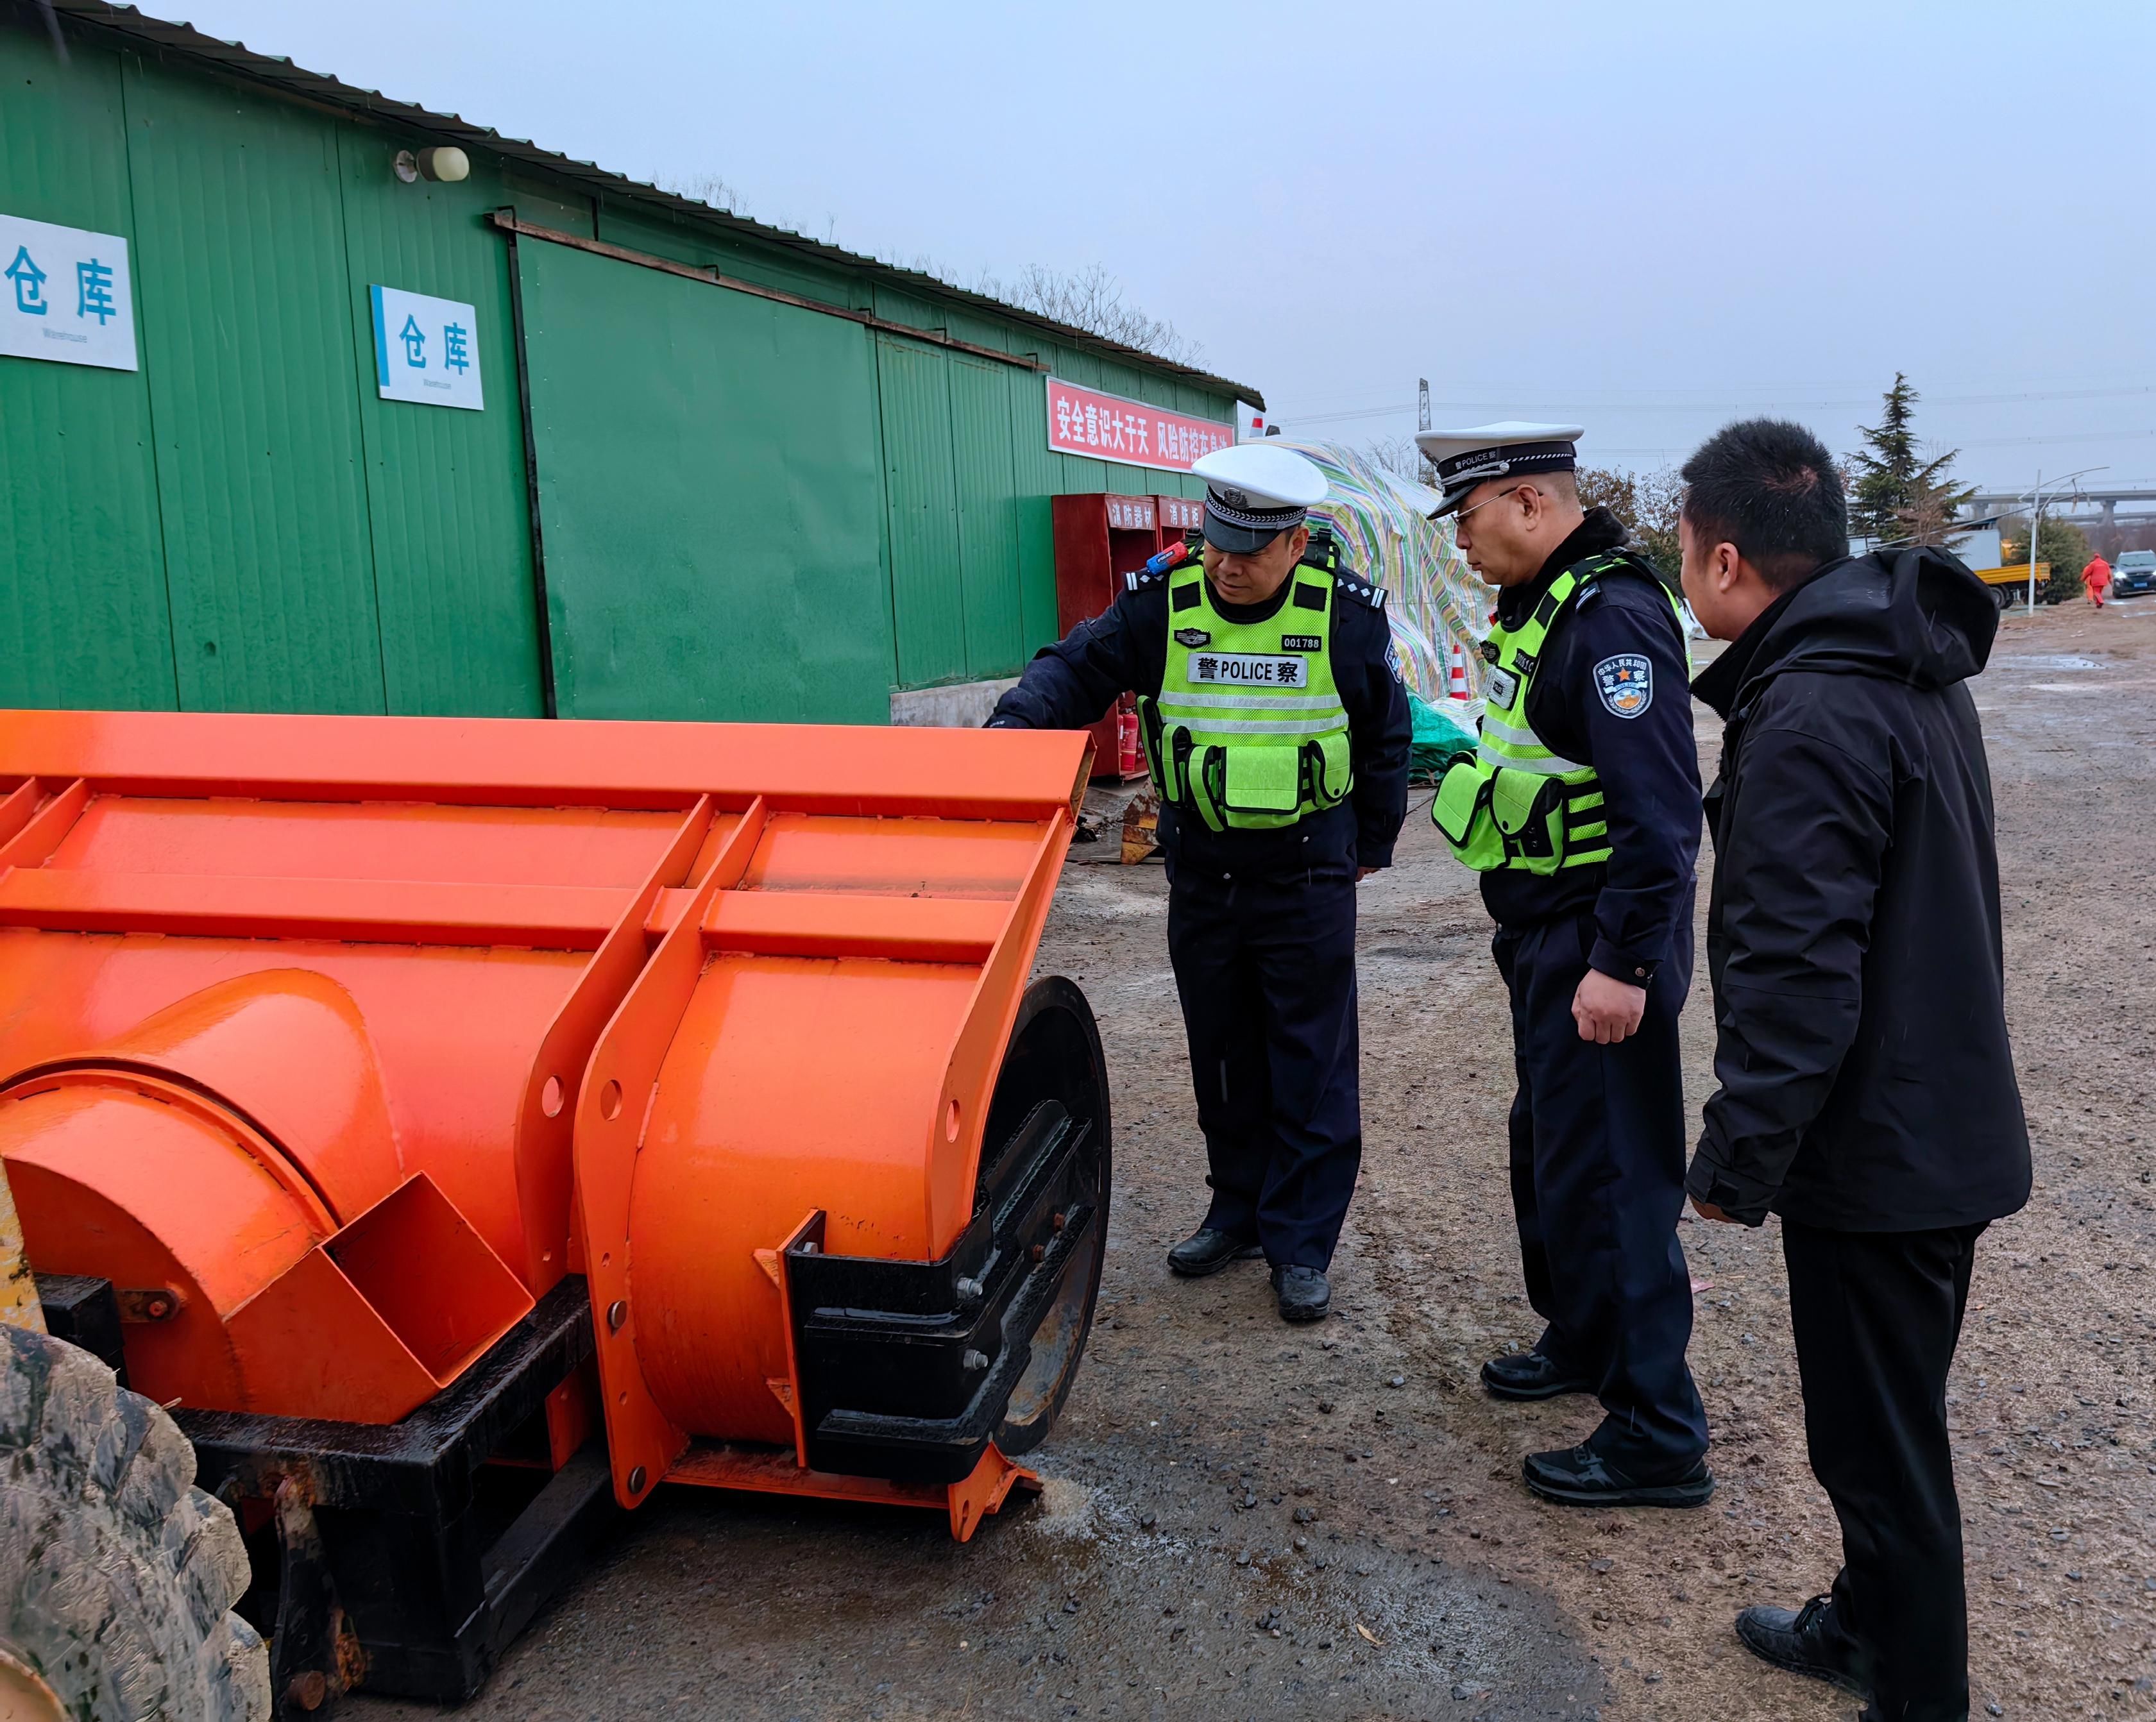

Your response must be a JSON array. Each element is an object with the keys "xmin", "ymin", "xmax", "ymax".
[
  {"xmin": 990, "ymin": 553, "xmax": 1409, "ymax": 1270},
  {"xmin": 1483, "ymin": 507, "xmax": 1708, "ymax": 1473}
]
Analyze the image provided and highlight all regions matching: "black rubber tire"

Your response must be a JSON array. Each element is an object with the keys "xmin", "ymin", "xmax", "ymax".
[
  {"xmin": 0, "ymin": 1321, "xmax": 269, "ymax": 1721},
  {"xmin": 983, "ymin": 975, "xmax": 1113, "ymax": 1458}
]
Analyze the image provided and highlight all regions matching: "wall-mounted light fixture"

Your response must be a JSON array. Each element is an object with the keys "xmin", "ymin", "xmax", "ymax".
[{"xmin": 393, "ymin": 146, "xmax": 472, "ymax": 185}]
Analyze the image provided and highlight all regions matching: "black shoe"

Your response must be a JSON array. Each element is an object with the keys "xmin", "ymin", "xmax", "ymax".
[
  {"xmin": 1271, "ymin": 1265, "xmax": 1331, "ymax": 1322},
  {"xmin": 1480, "ymin": 1350, "xmax": 1593, "ymax": 1402},
  {"xmin": 1522, "ymin": 1444, "xmax": 1715, "ymax": 1508},
  {"xmin": 1167, "ymin": 1228, "xmax": 1262, "ymax": 1278},
  {"xmin": 1735, "ymin": 1596, "xmax": 1872, "ymax": 1699}
]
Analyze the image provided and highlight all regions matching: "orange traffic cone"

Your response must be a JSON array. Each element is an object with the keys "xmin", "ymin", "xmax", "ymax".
[{"xmin": 1448, "ymin": 641, "xmax": 1471, "ymax": 702}]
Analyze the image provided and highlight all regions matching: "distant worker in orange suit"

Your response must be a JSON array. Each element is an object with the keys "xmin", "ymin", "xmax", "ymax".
[{"xmin": 2082, "ymin": 553, "xmax": 2110, "ymax": 608}]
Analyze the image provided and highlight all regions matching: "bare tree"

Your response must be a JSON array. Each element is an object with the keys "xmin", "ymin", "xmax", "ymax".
[
  {"xmin": 656, "ymin": 173, "xmax": 842, "ymax": 243},
  {"xmin": 1365, "ymin": 436, "xmax": 1436, "ymax": 484},
  {"xmin": 659, "ymin": 171, "xmax": 747, "ymax": 213},
  {"xmin": 647, "ymin": 185, "xmax": 1200, "ymax": 365},
  {"xmin": 1575, "ymin": 464, "xmax": 1642, "ymax": 525},
  {"xmin": 1894, "ymin": 489, "xmax": 1971, "ymax": 548},
  {"xmin": 1577, "ymin": 465, "xmax": 1685, "ymax": 580},
  {"xmin": 982, "ymin": 264, "xmax": 1202, "ymax": 366}
]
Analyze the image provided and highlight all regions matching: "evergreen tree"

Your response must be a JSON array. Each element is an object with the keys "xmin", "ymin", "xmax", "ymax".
[{"xmin": 1849, "ymin": 374, "xmax": 1973, "ymax": 544}]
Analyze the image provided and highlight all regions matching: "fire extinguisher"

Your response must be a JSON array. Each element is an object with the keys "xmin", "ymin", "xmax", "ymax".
[
  {"xmin": 1116, "ymin": 703, "xmax": 1141, "ymax": 777},
  {"xmin": 1128, "ymin": 536, "xmax": 1197, "ymax": 775}
]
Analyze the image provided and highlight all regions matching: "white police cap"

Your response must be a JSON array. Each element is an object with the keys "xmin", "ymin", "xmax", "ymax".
[
  {"xmin": 1191, "ymin": 444, "xmax": 1329, "ymax": 553},
  {"xmin": 1414, "ymin": 421, "xmax": 1585, "ymax": 517}
]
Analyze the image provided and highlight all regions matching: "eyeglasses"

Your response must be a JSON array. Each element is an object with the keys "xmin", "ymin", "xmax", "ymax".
[{"xmin": 1451, "ymin": 484, "xmax": 1532, "ymax": 529}]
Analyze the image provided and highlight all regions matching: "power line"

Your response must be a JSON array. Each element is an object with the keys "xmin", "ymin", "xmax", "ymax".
[
  {"xmin": 1278, "ymin": 382, "xmax": 2156, "ymax": 428},
  {"xmin": 1959, "ymin": 426, "xmax": 2156, "ymax": 450}
]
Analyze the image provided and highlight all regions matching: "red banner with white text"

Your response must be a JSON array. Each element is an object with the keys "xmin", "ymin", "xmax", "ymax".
[{"xmin": 1045, "ymin": 376, "xmax": 1234, "ymax": 473}]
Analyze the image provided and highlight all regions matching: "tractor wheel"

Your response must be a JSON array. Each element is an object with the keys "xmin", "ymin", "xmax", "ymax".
[{"xmin": 1, "ymin": 1321, "xmax": 269, "ymax": 1722}]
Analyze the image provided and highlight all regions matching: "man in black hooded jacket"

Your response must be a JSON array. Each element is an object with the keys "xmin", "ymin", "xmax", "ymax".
[{"xmin": 1676, "ymin": 419, "xmax": 2030, "ymax": 1722}]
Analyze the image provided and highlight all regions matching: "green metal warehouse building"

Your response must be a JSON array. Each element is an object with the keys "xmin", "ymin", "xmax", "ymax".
[{"xmin": 1, "ymin": 1, "xmax": 1261, "ymax": 725}]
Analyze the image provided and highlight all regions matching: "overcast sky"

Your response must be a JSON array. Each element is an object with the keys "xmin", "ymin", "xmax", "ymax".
[{"xmin": 179, "ymin": 0, "xmax": 2156, "ymax": 496}]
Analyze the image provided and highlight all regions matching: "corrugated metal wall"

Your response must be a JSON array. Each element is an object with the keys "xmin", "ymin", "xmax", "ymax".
[
  {"xmin": 0, "ymin": 37, "xmax": 176, "ymax": 709},
  {"xmin": 335, "ymin": 130, "xmax": 543, "ymax": 717},
  {"xmin": 123, "ymin": 58, "xmax": 387, "ymax": 714},
  {"xmin": 949, "ymin": 356, "xmax": 1024, "ymax": 677},
  {"xmin": 878, "ymin": 334, "xmax": 967, "ymax": 688},
  {"xmin": 518, "ymin": 238, "xmax": 890, "ymax": 724},
  {"xmin": 0, "ymin": 18, "xmax": 1235, "ymax": 718}
]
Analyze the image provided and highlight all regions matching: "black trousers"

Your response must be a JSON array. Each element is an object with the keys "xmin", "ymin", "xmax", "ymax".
[
  {"xmin": 1784, "ymin": 1218, "xmax": 1986, "ymax": 1722},
  {"xmin": 1493, "ymin": 907, "xmax": 1707, "ymax": 1473},
  {"xmin": 1166, "ymin": 861, "xmax": 1361, "ymax": 1271}
]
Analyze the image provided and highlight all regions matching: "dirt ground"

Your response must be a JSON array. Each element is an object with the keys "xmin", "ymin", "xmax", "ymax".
[{"xmin": 358, "ymin": 596, "xmax": 2155, "ymax": 1722}]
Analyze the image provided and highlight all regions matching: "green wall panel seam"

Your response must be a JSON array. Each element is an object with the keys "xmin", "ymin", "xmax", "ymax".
[
  {"xmin": 330, "ymin": 124, "xmax": 394, "ymax": 714},
  {"xmin": 115, "ymin": 49, "xmax": 185, "ymax": 708},
  {"xmin": 502, "ymin": 228, "xmax": 560, "ymax": 715},
  {"xmin": 122, "ymin": 53, "xmax": 389, "ymax": 713}
]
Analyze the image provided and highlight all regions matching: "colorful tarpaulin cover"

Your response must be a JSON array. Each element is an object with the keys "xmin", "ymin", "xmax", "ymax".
[{"xmin": 1279, "ymin": 441, "xmax": 1490, "ymax": 713}]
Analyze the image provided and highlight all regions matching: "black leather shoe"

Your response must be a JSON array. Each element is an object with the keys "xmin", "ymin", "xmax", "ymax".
[
  {"xmin": 1480, "ymin": 1350, "xmax": 1593, "ymax": 1401},
  {"xmin": 1271, "ymin": 1265, "xmax": 1330, "ymax": 1322},
  {"xmin": 1522, "ymin": 1444, "xmax": 1715, "ymax": 1508},
  {"xmin": 1166, "ymin": 1228, "xmax": 1262, "ymax": 1278},
  {"xmin": 1735, "ymin": 1596, "xmax": 1871, "ymax": 1698}
]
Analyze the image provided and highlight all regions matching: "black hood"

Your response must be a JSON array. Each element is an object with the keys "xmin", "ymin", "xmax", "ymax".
[{"xmin": 1693, "ymin": 545, "xmax": 1998, "ymax": 720}]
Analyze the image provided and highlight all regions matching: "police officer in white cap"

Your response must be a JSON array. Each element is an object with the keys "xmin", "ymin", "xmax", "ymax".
[
  {"xmin": 1419, "ymin": 422, "xmax": 1711, "ymax": 1507},
  {"xmin": 989, "ymin": 444, "xmax": 1410, "ymax": 1322}
]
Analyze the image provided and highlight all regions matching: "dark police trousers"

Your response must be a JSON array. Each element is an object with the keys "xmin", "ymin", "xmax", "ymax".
[
  {"xmin": 1166, "ymin": 861, "xmax": 1361, "ymax": 1271},
  {"xmin": 1493, "ymin": 906, "xmax": 1707, "ymax": 1473},
  {"xmin": 1785, "ymin": 1219, "xmax": 1986, "ymax": 1722}
]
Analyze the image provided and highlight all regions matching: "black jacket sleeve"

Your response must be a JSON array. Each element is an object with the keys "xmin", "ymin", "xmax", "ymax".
[
  {"xmin": 1548, "ymin": 585, "xmax": 1701, "ymax": 980},
  {"xmin": 1332, "ymin": 591, "xmax": 1411, "ymax": 868},
  {"xmin": 987, "ymin": 584, "xmax": 1166, "ymax": 730},
  {"xmin": 1685, "ymin": 721, "xmax": 1894, "ymax": 1224}
]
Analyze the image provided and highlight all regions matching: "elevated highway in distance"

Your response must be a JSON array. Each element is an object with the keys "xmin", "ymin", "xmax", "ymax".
[{"xmin": 1966, "ymin": 487, "xmax": 2156, "ymax": 532}]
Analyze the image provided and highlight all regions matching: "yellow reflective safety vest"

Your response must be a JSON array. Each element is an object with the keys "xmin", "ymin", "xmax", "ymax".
[
  {"xmin": 1137, "ymin": 561, "xmax": 1354, "ymax": 833},
  {"xmin": 1431, "ymin": 552, "xmax": 1679, "ymax": 875}
]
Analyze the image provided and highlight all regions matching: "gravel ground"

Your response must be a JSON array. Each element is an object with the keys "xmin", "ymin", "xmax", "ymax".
[{"xmin": 356, "ymin": 596, "xmax": 2155, "ymax": 1722}]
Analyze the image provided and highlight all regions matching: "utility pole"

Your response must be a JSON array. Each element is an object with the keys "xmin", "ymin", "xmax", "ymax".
[
  {"xmin": 2020, "ymin": 464, "xmax": 2106, "ymax": 616},
  {"xmin": 2026, "ymin": 469, "xmax": 2042, "ymax": 614},
  {"xmin": 1417, "ymin": 378, "xmax": 1430, "ymax": 434}
]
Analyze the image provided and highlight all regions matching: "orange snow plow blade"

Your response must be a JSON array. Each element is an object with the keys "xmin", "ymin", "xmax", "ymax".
[{"xmin": 0, "ymin": 710, "xmax": 1108, "ymax": 1537}]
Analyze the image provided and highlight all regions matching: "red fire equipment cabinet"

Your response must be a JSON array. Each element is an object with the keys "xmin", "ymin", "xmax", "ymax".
[{"xmin": 1051, "ymin": 493, "xmax": 1201, "ymax": 782}]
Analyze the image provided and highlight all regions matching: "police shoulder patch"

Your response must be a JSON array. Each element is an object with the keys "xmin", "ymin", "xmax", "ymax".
[
  {"xmin": 1124, "ymin": 568, "xmax": 1165, "ymax": 592},
  {"xmin": 1336, "ymin": 575, "xmax": 1385, "ymax": 609},
  {"xmin": 1593, "ymin": 653, "xmax": 1652, "ymax": 720}
]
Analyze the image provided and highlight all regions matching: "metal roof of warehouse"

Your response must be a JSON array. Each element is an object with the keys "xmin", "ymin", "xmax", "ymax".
[{"xmin": 40, "ymin": 0, "xmax": 1264, "ymax": 408}]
